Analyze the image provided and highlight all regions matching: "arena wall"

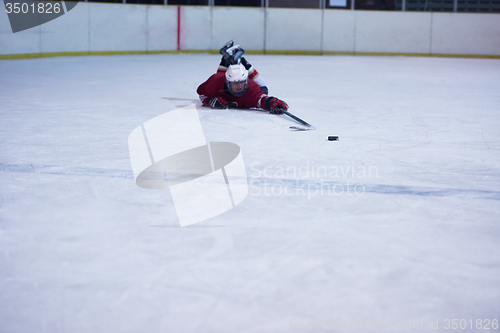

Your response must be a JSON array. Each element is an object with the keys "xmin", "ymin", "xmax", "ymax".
[{"xmin": 1, "ymin": 3, "xmax": 499, "ymax": 58}]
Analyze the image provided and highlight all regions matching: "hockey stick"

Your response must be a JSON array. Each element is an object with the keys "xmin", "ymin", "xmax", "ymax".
[{"xmin": 282, "ymin": 110, "xmax": 315, "ymax": 131}]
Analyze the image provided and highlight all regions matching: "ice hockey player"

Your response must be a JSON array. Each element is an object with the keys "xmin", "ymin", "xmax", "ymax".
[{"xmin": 197, "ymin": 41, "xmax": 289, "ymax": 115}]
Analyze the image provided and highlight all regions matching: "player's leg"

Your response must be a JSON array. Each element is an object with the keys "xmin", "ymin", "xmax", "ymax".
[
  {"xmin": 241, "ymin": 57, "xmax": 268, "ymax": 94},
  {"xmin": 218, "ymin": 40, "xmax": 235, "ymax": 71},
  {"xmin": 218, "ymin": 41, "xmax": 269, "ymax": 94},
  {"xmin": 219, "ymin": 41, "xmax": 244, "ymax": 66}
]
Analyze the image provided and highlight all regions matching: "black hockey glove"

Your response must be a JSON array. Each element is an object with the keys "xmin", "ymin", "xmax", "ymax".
[
  {"xmin": 264, "ymin": 97, "xmax": 288, "ymax": 115},
  {"xmin": 209, "ymin": 97, "xmax": 228, "ymax": 109}
]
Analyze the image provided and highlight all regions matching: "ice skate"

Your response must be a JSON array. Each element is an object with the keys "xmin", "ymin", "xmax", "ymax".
[
  {"xmin": 220, "ymin": 41, "xmax": 245, "ymax": 65},
  {"xmin": 226, "ymin": 45, "xmax": 245, "ymax": 64},
  {"xmin": 219, "ymin": 40, "xmax": 234, "ymax": 56}
]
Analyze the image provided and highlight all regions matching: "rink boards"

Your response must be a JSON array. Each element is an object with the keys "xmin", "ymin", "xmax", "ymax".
[{"xmin": 1, "ymin": 4, "xmax": 499, "ymax": 58}]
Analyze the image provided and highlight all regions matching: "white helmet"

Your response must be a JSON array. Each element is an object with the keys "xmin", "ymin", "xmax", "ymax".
[{"xmin": 225, "ymin": 64, "xmax": 248, "ymax": 96}]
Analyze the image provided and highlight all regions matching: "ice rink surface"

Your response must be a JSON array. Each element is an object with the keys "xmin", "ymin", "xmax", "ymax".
[{"xmin": 1, "ymin": 54, "xmax": 499, "ymax": 332}]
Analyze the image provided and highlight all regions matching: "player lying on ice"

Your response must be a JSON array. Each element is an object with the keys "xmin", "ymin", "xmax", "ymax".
[{"xmin": 197, "ymin": 40, "xmax": 289, "ymax": 115}]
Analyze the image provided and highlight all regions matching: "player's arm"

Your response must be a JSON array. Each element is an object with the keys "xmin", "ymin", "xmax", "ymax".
[
  {"xmin": 259, "ymin": 96, "xmax": 288, "ymax": 114},
  {"xmin": 247, "ymin": 84, "xmax": 288, "ymax": 114},
  {"xmin": 197, "ymin": 75, "xmax": 229, "ymax": 109}
]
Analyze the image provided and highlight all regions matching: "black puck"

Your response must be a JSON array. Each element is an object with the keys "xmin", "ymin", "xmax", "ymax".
[{"xmin": 328, "ymin": 136, "xmax": 339, "ymax": 141}]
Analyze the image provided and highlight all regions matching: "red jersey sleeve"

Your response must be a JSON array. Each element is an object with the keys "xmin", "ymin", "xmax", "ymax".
[{"xmin": 197, "ymin": 73, "xmax": 227, "ymax": 105}]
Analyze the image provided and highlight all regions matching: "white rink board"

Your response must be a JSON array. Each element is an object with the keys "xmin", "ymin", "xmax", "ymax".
[
  {"xmin": 147, "ymin": 5, "xmax": 178, "ymax": 51},
  {"xmin": 179, "ymin": 6, "xmax": 211, "ymax": 50},
  {"xmin": 322, "ymin": 10, "xmax": 356, "ymax": 52},
  {"xmin": 1, "ymin": 4, "xmax": 500, "ymax": 56},
  {"xmin": 265, "ymin": 8, "xmax": 322, "ymax": 51},
  {"xmin": 89, "ymin": 3, "xmax": 147, "ymax": 52},
  {"xmin": 431, "ymin": 13, "xmax": 500, "ymax": 55},
  {"xmin": 40, "ymin": 3, "xmax": 90, "ymax": 53},
  {"xmin": 0, "ymin": 8, "xmax": 40, "ymax": 55},
  {"xmin": 212, "ymin": 7, "xmax": 265, "ymax": 51},
  {"xmin": 355, "ymin": 11, "xmax": 432, "ymax": 54}
]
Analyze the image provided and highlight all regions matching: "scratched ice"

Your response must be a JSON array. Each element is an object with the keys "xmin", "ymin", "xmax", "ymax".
[{"xmin": 0, "ymin": 54, "xmax": 499, "ymax": 333}]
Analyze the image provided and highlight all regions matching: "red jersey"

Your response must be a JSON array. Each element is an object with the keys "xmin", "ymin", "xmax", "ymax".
[{"xmin": 197, "ymin": 72, "xmax": 267, "ymax": 109}]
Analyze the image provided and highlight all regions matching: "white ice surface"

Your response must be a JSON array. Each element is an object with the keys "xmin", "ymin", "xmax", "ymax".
[{"xmin": 0, "ymin": 54, "xmax": 499, "ymax": 332}]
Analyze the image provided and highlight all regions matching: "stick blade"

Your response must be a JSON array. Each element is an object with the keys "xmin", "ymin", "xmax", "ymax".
[{"xmin": 289, "ymin": 125, "xmax": 315, "ymax": 131}]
